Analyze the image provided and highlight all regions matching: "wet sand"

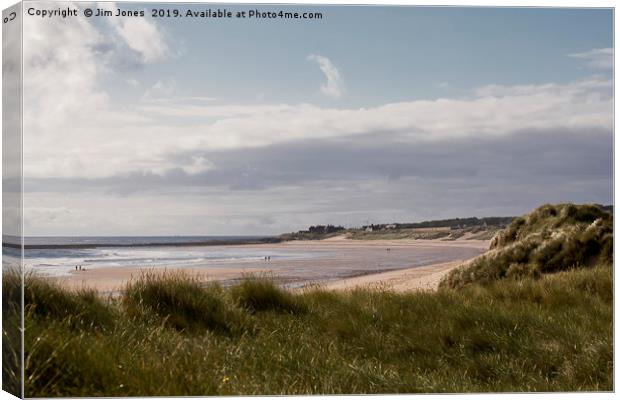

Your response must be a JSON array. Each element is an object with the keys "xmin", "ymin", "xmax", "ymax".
[{"xmin": 51, "ymin": 237, "xmax": 488, "ymax": 293}]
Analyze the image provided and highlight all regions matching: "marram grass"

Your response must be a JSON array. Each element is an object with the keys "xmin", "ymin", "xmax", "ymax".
[
  {"xmin": 13, "ymin": 265, "xmax": 613, "ymax": 396},
  {"xmin": 441, "ymin": 203, "xmax": 613, "ymax": 289}
]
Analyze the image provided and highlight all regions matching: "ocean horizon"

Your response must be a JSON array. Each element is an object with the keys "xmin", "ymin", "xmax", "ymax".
[{"xmin": 3, "ymin": 234, "xmax": 276, "ymax": 246}]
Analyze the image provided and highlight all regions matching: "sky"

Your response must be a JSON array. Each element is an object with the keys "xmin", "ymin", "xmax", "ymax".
[{"xmin": 9, "ymin": 2, "xmax": 614, "ymax": 236}]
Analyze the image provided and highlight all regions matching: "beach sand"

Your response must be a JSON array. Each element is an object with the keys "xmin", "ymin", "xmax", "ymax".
[
  {"xmin": 51, "ymin": 236, "xmax": 488, "ymax": 293},
  {"xmin": 320, "ymin": 260, "xmax": 466, "ymax": 292}
]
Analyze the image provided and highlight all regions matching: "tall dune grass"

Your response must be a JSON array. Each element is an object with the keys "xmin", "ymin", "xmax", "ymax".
[
  {"xmin": 441, "ymin": 204, "xmax": 613, "ymax": 289},
  {"xmin": 19, "ymin": 264, "xmax": 612, "ymax": 396},
  {"xmin": 231, "ymin": 274, "xmax": 306, "ymax": 314},
  {"xmin": 2, "ymin": 267, "xmax": 22, "ymax": 396},
  {"xmin": 122, "ymin": 271, "xmax": 245, "ymax": 334}
]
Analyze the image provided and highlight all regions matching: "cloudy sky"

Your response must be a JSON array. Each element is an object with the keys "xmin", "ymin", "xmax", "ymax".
[{"xmin": 16, "ymin": 3, "xmax": 613, "ymax": 236}]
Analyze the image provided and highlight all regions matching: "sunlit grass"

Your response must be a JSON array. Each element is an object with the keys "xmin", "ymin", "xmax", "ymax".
[
  {"xmin": 17, "ymin": 264, "xmax": 613, "ymax": 396},
  {"xmin": 441, "ymin": 203, "xmax": 612, "ymax": 289}
]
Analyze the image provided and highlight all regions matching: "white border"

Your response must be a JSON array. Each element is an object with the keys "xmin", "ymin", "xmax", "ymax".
[{"xmin": 0, "ymin": 1, "xmax": 616, "ymax": 400}]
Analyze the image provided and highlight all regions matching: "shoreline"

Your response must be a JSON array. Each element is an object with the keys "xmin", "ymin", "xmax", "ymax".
[{"xmin": 47, "ymin": 237, "xmax": 488, "ymax": 293}]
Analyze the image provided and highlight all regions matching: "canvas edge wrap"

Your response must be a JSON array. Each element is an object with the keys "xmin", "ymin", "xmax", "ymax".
[{"xmin": 2, "ymin": 1, "xmax": 23, "ymax": 398}]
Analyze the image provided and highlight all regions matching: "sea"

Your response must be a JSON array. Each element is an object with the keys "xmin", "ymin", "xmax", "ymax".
[{"xmin": 2, "ymin": 235, "xmax": 315, "ymax": 277}]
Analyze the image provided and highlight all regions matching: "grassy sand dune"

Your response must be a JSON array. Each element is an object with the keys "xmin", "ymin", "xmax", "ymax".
[
  {"xmin": 441, "ymin": 204, "xmax": 612, "ymax": 289},
  {"xmin": 17, "ymin": 263, "xmax": 612, "ymax": 396}
]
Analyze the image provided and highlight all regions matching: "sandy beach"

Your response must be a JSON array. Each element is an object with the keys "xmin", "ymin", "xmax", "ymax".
[
  {"xmin": 50, "ymin": 236, "xmax": 488, "ymax": 293},
  {"xmin": 321, "ymin": 260, "xmax": 465, "ymax": 292}
]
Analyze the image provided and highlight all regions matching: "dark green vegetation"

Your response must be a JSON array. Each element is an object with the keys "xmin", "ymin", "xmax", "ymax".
[
  {"xmin": 2, "ymin": 267, "xmax": 21, "ymax": 397},
  {"xmin": 281, "ymin": 216, "xmax": 514, "ymax": 241},
  {"xmin": 441, "ymin": 204, "xmax": 613, "ymax": 289},
  {"xmin": 280, "ymin": 224, "xmax": 346, "ymax": 241},
  {"xmin": 347, "ymin": 225, "xmax": 502, "ymax": 241},
  {"xmin": 362, "ymin": 216, "xmax": 515, "ymax": 231},
  {"xmin": 21, "ymin": 266, "xmax": 612, "ymax": 396}
]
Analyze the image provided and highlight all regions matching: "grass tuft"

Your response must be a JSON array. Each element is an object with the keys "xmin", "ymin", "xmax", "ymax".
[
  {"xmin": 24, "ymin": 273, "xmax": 114, "ymax": 330},
  {"xmin": 122, "ymin": 271, "xmax": 243, "ymax": 334},
  {"xmin": 231, "ymin": 275, "xmax": 306, "ymax": 314}
]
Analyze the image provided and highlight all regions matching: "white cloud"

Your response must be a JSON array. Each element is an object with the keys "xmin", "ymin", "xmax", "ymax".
[
  {"xmin": 16, "ymin": 10, "xmax": 614, "ymax": 236},
  {"xmin": 180, "ymin": 156, "xmax": 214, "ymax": 175},
  {"xmin": 112, "ymin": 19, "xmax": 169, "ymax": 63},
  {"xmin": 23, "ymin": 4, "xmax": 112, "ymax": 138},
  {"xmin": 21, "ymin": 5, "xmax": 174, "ymax": 180},
  {"xmin": 568, "ymin": 48, "xmax": 613, "ymax": 69},
  {"xmin": 23, "ymin": 75, "xmax": 612, "ymax": 182},
  {"xmin": 20, "ymin": 14, "xmax": 612, "ymax": 185},
  {"xmin": 136, "ymin": 77, "xmax": 612, "ymax": 151},
  {"xmin": 99, "ymin": 3, "xmax": 169, "ymax": 63},
  {"xmin": 307, "ymin": 54, "xmax": 344, "ymax": 99}
]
